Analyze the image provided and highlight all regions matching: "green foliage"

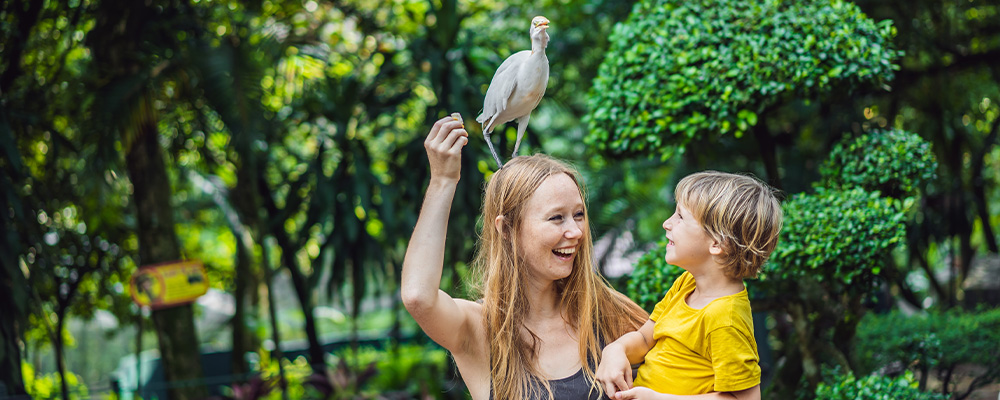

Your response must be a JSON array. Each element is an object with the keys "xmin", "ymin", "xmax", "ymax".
[
  {"xmin": 625, "ymin": 240, "xmax": 685, "ymax": 312},
  {"xmin": 855, "ymin": 309, "xmax": 1000, "ymax": 396},
  {"xmin": 254, "ymin": 344, "xmax": 452, "ymax": 399},
  {"xmin": 814, "ymin": 367, "xmax": 948, "ymax": 400},
  {"xmin": 22, "ymin": 361, "xmax": 89, "ymax": 400},
  {"xmin": 819, "ymin": 129, "xmax": 938, "ymax": 198},
  {"xmin": 585, "ymin": 0, "xmax": 899, "ymax": 157},
  {"xmin": 766, "ymin": 187, "xmax": 911, "ymax": 286},
  {"xmin": 333, "ymin": 344, "xmax": 451, "ymax": 397}
]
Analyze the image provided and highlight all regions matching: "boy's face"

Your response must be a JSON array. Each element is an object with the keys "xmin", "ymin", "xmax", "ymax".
[{"xmin": 662, "ymin": 203, "xmax": 720, "ymax": 271}]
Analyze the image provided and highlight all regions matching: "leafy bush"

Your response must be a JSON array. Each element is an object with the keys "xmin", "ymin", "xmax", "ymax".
[
  {"xmin": 756, "ymin": 186, "xmax": 914, "ymax": 394},
  {"xmin": 814, "ymin": 367, "xmax": 948, "ymax": 400},
  {"xmin": 855, "ymin": 309, "xmax": 1000, "ymax": 399},
  {"xmin": 337, "ymin": 343, "xmax": 450, "ymax": 397},
  {"xmin": 819, "ymin": 129, "xmax": 938, "ymax": 198},
  {"xmin": 253, "ymin": 344, "xmax": 452, "ymax": 399},
  {"xmin": 765, "ymin": 187, "xmax": 910, "ymax": 286},
  {"xmin": 22, "ymin": 361, "xmax": 89, "ymax": 400},
  {"xmin": 585, "ymin": 0, "xmax": 899, "ymax": 157},
  {"xmin": 625, "ymin": 240, "xmax": 685, "ymax": 312}
]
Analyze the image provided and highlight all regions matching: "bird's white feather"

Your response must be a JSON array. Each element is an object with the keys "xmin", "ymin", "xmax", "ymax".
[
  {"xmin": 476, "ymin": 51, "xmax": 548, "ymax": 134},
  {"xmin": 477, "ymin": 16, "xmax": 550, "ymax": 167}
]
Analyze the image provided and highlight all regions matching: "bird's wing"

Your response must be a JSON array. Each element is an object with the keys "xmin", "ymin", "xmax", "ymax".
[{"xmin": 477, "ymin": 50, "xmax": 530, "ymax": 128}]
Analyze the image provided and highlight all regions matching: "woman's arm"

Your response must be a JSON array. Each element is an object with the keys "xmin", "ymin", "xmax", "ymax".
[
  {"xmin": 613, "ymin": 385, "xmax": 761, "ymax": 400},
  {"xmin": 400, "ymin": 116, "xmax": 474, "ymax": 353},
  {"xmin": 597, "ymin": 319, "xmax": 656, "ymax": 394}
]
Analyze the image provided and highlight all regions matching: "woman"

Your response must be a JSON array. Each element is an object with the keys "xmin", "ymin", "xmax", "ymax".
[{"xmin": 401, "ymin": 116, "xmax": 647, "ymax": 399}]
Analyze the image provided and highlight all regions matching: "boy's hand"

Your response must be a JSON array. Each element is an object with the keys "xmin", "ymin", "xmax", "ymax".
[
  {"xmin": 424, "ymin": 114, "xmax": 469, "ymax": 182},
  {"xmin": 614, "ymin": 386, "xmax": 663, "ymax": 400},
  {"xmin": 597, "ymin": 343, "xmax": 633, "ymax": 397}
]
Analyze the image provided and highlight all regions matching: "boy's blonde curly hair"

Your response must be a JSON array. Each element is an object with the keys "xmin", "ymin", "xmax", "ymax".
[{"xmin": 675, "ymin": 171, "xmax": 783, "ymax": 279}]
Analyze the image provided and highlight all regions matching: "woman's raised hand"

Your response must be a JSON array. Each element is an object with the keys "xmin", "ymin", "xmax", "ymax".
[{"xmin": 424, "ymin": 113, "xmax": 469, "ymax": 182}]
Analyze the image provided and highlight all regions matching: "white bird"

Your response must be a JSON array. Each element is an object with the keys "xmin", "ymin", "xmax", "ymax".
[{"xmin": 477, "ymin": 16, "xmax": 550, "ymax": 169}]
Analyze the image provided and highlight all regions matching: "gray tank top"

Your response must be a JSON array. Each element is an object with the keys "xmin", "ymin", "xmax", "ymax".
[
  {"xmin": 488, "ymin": 368, "xmax": 603, "ymax": 400},
  {"xmin": 539, "ymin": 368, "xmax": 603, "ymax": 400}
]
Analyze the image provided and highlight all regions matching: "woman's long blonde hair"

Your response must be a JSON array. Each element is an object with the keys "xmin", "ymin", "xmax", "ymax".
[{"xmin": 470, "ymin": 154, "xmax": 648, "ymax": 399}]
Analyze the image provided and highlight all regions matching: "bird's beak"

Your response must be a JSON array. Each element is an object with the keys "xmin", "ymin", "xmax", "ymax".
[{"xmin": 538, "ymin": 19, "xmax": 550, "ymax": 28}]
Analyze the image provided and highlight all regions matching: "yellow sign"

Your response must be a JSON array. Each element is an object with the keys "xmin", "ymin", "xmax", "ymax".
[{"xmin": 130, "ymin": 260, "xmax": 209, "ymax": 309}]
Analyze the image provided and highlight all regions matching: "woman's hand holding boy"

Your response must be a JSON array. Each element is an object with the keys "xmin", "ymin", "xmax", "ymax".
[{"xmin": 597, "ymin": 342, "xmax": 634, "ymax": 397}]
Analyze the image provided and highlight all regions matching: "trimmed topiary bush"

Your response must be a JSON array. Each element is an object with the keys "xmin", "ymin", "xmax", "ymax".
[
  {"xmin": 815, "ymin": 367, "xmax": 949, "ymax": 400},
  {"xmin": 585, "ymin": 0, "xmax": 900, "ymax": 157},
  {"xmin": 766, "ymin": 187, "xmax": 911, "ymax": 285},
  {"xmin": 855, "ymin": 309, "xmax": 1000, "ymax": 399},
  {"xmin": 819, "ymin": 129, "xmax": 938, "ymax": 198}
]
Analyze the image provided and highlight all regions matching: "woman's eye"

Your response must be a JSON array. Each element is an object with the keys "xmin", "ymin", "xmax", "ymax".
[
  {"xmin": 549, "ymin": 215, "xmax": 563, "ymax": 221},
  {"xmin": 574, "ymin": 212, "xmax": 585, "ymax": 219}
]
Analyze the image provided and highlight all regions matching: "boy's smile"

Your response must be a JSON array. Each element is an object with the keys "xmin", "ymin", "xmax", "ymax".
[{"xmin": 662, "ymin": 204, "xmax": 716, "ymax": 270}]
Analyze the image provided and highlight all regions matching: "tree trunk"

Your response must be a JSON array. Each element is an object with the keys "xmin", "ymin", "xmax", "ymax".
[
  {"xmin": 260, "ymin": 237, "xmax": 288, "ymax": 399},
  {"xmin": 55, "ymin": 317, "xmax": 68, "ymax": 400},
  {"xmin": 231, "ymin": 235, "xmax": 255, "ymax": 378},
  {"xmin": 125, "ymin": 95, "xmax": 207, "ymax": 400},
  {"xmin": 0, "ymin": 314, "xmax": 25, "ymax": 397},
  {"xmin": 912, "ymin": 244, "xmax": 948, "ymax": 302},
  {"xmin": 788, "ymin": 303, "xmax": 819, "ymax": 386},
  {"xmin": 0, "ymin": 111, "xmax": 30, "ymax": 399},
  {"xmin": 752, "ymin": 121, "xmax": 782, "ymax": 190},
  {"xmin": 281, "ymin": 243, "xmax": 326, "ymax": 373}
]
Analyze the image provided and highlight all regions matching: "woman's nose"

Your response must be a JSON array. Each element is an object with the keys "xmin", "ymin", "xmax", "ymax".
[{"xmin": 566, "ymin": 222, "xmax": 583, "ymax": 239}]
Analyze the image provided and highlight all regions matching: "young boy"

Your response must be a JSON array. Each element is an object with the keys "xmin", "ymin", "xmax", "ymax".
[{"xmin": 596, "ymin": 171, "xmax": 782, "ymax": 400}]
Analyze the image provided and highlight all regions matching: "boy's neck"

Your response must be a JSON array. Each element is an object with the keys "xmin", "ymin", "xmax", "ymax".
[{"xmin": 684, "ymin": 265, "xmax": 745, "ymax": 309}]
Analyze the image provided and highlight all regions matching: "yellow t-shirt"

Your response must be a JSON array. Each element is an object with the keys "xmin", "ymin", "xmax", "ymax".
[{"xmin": 633, "ymin": 271, "xmax": 760, "ymax": 394}]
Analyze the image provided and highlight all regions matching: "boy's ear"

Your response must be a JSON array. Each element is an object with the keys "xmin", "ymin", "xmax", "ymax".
[
  {"xmin": 494, "ymin": 215, "xmax": 506, "ymax": 237},
  {"xmin": 709, "ymin": 240, "xmax": 724, "ymax": 256}
]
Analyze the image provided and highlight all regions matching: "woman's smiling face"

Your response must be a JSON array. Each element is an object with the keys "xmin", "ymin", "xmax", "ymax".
[{"xmin": 517, "ymin": 173, "xmax": 586, "ymax": 282}]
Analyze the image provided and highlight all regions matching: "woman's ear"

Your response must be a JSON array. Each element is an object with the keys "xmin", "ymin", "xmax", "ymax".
[{"xmin": 494, "ymin": 215, "xmax": 506, "ymax": 237}]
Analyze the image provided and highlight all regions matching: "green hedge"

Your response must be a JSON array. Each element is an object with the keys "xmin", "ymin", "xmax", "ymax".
[
  {"xmin": 585, "ymin": 0, "xmax": 899, "ymax": 158},
  {"xmin": 819, "ymin": 129, "xmax": 938, "ymax": 198},
  {"xmin": 855, "ymin": 309, "xmax": 1000, "ymax": 397},
  {"xmin": 815, "ymin": 367, "xmax": 948, "ymax": 400},
  {"xmin": 765, "ymin": 187, "xmax": 910, "ymax": 286}
]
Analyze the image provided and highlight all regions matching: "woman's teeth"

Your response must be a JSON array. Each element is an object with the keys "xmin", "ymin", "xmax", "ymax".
[{"xmin": 553, "ymin": 248, "xmax": 576, "ymax": 257}]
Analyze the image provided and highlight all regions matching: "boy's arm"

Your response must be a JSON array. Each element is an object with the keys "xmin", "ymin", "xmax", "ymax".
[
  {"xmin": 613, "ymin": 385, "xmax": 761, "ymax": 400},
  {"xmin": 597, "ymin": 319, "xmax": 655, "ymax": 395}
]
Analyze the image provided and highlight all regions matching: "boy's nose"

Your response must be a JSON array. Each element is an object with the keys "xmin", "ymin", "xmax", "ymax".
[{"xmin": 662, "ymin": 219, "xmax": 671, "ymax": 231}]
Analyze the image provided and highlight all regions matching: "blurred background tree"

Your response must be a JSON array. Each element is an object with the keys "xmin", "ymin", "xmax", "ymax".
[{"xmin": 1, "ymin": 0, "xmax": 998, "ymax": 399}]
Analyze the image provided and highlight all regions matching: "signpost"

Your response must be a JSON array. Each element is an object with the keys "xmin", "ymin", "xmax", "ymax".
[
  {"xmin": 129, "ymin": 260, "xmax": 208, "ymax": 398},
  {"xmin": 130, "ymin": 260, "xmax": 209, "ymax": 309}
]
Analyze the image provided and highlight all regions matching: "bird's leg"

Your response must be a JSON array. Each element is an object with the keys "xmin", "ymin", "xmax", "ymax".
[
  {"xmin": 483, "ymin": 130, "xmax": 504, "ymax": 169},
  {"xmin": 512, "ymin": 114, "xmax": 530, "ymax": 157}
]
